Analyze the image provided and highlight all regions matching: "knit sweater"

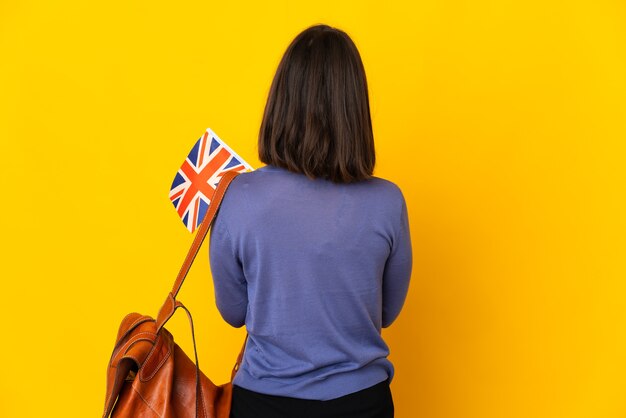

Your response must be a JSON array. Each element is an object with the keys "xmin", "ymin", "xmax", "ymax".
[{"xmin": 208, "ymin": 164, "xmax": 412, "ymax": 400}]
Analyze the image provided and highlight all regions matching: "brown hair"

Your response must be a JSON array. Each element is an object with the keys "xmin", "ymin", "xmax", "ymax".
[{"xmin": 258, "ymin": 24, "xmax": 375, "ymax": 183}]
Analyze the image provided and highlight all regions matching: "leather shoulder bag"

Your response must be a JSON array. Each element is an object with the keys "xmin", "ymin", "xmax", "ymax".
[{"xmin": 102, "ymin": 170, "xmax": 247, "ymax": 418}]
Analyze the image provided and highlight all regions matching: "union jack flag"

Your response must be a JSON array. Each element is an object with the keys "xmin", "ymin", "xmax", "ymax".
[{"xmin": 169, "ymin": 128, "xmax": 253, "ymax": 232}]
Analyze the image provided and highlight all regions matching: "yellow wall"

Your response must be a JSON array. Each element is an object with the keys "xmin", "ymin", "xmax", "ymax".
[{"xmin": 1, "ymin": 1, "xmax": 625, "ymax": 417}]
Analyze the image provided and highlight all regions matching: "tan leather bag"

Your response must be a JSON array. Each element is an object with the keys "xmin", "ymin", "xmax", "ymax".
[{"xmin": 102, "ymin": 171, "xmax": 246, "ymax": 418}]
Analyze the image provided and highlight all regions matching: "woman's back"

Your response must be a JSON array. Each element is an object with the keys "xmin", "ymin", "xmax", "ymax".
[
  {"xmin": 209, "ymin": 23, "xmax": 412, "ymax": 417},
  {"xmin": 209, "ymin": 164, "xmax": 412, "ymax": 401}
]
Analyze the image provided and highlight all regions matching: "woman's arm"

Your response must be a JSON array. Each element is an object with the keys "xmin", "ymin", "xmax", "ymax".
[
  {"xmin": 209, "ymin": 214, "xmax": 248, "ymax": 328},
  {"xmin": 382, "ymin": 195, "xmax": 413, "ymax": 328}
]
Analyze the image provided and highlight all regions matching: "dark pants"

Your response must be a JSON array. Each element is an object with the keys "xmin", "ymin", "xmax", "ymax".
[{"xmin": 230, "ymin": 379, "xmax": 394, "ymax": 418}]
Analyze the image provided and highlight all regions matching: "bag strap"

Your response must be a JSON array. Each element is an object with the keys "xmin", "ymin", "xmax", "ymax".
[
  {"xmin": 174, "ymin": 169, "xmax": 240, "ymax": 299},
  {"xmin": 154, "ymin": 170, "xmax": 247, "ymax": 380},
  {"xmin": 155, "ymin": 170, "xmax": 240, "ymax": 332}
]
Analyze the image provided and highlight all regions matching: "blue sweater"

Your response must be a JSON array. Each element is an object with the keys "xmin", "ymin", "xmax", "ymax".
[{"xmin": 209, "ymin": 164, "xmax": 412, "ymax": 400}]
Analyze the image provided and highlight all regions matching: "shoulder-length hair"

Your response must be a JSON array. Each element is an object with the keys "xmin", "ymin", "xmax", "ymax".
[{"xmin": 258, "ymin": 24, "xmax": 375, "ymax": 183}]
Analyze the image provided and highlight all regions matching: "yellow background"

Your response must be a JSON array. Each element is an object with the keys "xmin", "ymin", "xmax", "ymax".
[{"xmin": 1, "ymin": 1, "xmax": 625, "ymax": 417}]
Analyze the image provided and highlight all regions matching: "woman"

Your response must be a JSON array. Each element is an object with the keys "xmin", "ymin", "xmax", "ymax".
[{"xmin": 209, "ymin": 24, "xmax": 412, "ymax": 418}]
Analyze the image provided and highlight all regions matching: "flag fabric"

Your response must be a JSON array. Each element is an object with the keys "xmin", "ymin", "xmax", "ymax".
[{"xmin": 169, "ymin": 128, "xmax": 254, "ymax": 232}]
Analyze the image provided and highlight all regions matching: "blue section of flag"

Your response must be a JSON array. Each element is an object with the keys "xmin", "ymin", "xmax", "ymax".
[
  {"xmin": 209, "ymin": 138, "xmax": 220, "ymax": 155},
  {"xmin": 188, "ymin": 138, "xmax": 201, "ymax": 165},
  {"xmin": 197, "ymin": 199, "xmax": 209, "ymax": 229},
  {"xmin": 182, "ymin": 211, "xmax": 189, "ymax": 227},
  {"xmin": 225, "ymin": 157, "xmax": 241, "ymax": 169},
  {"xmin": 171, "ymin": 172, "xmax": 186, "ymax": 189}
]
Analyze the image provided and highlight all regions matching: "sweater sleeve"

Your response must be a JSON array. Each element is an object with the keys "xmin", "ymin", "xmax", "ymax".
[
  {"xmin": 382, "ymin": 194, "xmax": 413, "ymax": 328},
  {"xmin": 209, "ymin": 212, "xmax": 248, "ymax": 328}
]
